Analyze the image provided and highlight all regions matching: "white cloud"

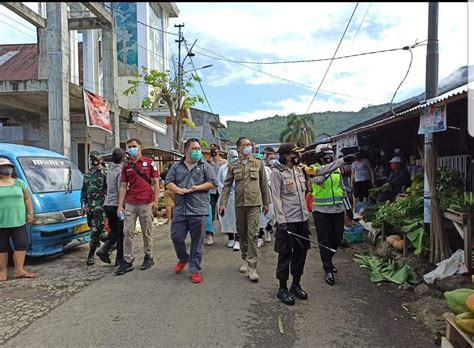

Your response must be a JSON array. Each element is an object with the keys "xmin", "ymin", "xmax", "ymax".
[{"xmin": 173, "ymin": 2, "xmax": 468, "ymax": 120}]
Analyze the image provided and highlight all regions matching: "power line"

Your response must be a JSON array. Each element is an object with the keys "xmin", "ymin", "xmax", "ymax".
[
  {"xmin": 185, "ymin": 39, "xmax": 386, "ymax": 103},
  {"xmin": 389, "ymin": 47, "xmax": 414, "ymax": 116},
  {"xmin": 305, "ymin": 3, "xmax": 359, "ymax": 114},
  {"xmin": 183, "ymin": 37, "xmax": 214, "ymax": 115}
]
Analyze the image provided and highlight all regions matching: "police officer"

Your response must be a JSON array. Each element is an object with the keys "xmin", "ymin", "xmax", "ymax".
[
  {"xmin": 219, "ymin": 137, "xmax": 271, "ymax": 282},
  {"xmin": 270, "ymin": 143, "xmax": 310, "ymax": 305},
  {"xmin": 308, "ymin": 144, "xmax": 355, "ymax": 285},
  {"xmin": 81, "ymin": 151, "xmax": 107, "ymax": 266}
]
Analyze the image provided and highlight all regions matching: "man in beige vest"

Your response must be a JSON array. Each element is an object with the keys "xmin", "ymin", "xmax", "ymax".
[{"xmin": 219, "ymin": 137, "xmax": 270, "ymax": 282}]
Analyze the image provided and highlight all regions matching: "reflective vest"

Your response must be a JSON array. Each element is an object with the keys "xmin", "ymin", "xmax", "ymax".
[{"xmin": 311, "ymin": 164, "xmax": 344, "ymax": 206}]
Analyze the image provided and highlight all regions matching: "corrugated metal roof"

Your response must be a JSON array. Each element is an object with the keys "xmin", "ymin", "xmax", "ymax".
[
  {"xmin": 0, "ymin": 44, "xmax": 38, "ymax": 81},
  {"xmin": 327, "ymin": 83, "xmax": 468, "ymax": 141}
]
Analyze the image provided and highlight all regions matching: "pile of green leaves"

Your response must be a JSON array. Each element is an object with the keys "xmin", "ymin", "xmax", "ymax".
[
  {"xmin": 353, "ymin": 253, "xmax": 417, "ymax": 285},
  {"xmin": 437, "ymin": 167, "xmax": 465, "ymax": 212},
  {"xmin": 361, "ymin": 204, "xmax": 380, "ymax": 223},
  {"xmin": 369, "ymin": 184, "xmax": 392, "ymax": 201},
  {"xmin": 401, "ymin": 219, "xmax": 429, "ymax": 256},
  {"xmin": 450, "ymin": 192, "xmax": 474, "ymax": 213}
]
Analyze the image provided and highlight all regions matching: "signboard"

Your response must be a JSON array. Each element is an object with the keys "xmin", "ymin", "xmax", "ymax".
[
  {"xmin": 83, "ymin": 90, "xmax": 113, "ymax": 133},
  {"xmin": 183, "ymin": 126, "xmax": 203, "ymax": 140},
  {"xmin": 418, "ymin": 104, "xmax": 447, "ymax": 134}
]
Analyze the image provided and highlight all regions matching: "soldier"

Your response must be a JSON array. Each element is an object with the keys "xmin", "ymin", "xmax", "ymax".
[
  {"xmin": 81, "ymin": 151, "xmax": 108, "ymax": 266},
  {"xmin": 219, "ymin": 137, "xmax": 271, "ymax": 282}
]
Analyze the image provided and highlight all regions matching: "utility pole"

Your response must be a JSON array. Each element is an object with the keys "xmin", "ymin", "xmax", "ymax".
[
  {"xmin": 175, "ymin": 23, "xmax": 184, "ymax": 95},
  {"xmin": 425, "ymin": 3, "xmax": 449, "ymax": 263}
]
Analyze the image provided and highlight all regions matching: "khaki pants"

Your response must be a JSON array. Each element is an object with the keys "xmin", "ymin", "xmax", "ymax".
[
  {"xmin": 235, "ymin": 206, "xmax": 260, "ymax": 269},
  {"xmin": 123, "ymin": 203, "xmax": 153, "ymax": 263}
]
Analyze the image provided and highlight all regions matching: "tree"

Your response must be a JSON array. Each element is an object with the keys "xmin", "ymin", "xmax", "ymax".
[
  {"xmin": 280, "ymin": 113, "xmax": 315, "ymax": 147},
  {"xmin": 124, "ymin": 67, "xmax": 204, "ymax": 151}
]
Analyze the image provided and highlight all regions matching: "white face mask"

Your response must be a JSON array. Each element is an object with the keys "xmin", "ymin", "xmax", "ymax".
[{"xmin": 243, "ymin": 146, "xmax": 252, "ymax": 156}]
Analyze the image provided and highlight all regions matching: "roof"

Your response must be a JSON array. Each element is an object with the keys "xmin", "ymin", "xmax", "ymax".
[
  {"xmin": 0, "ymin": 143, "xmax": 67, "ymax": 158},
  {"xmin": 0, "ymin": 44, "xmax": 38, "ymax": 81}
]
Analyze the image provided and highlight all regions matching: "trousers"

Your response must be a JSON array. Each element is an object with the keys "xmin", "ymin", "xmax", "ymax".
[
  {"xmin": 235, "ymin": 206, "xmax": 260, "ymax": 269},
  {"xmin": 312, "ymin": 211, "xmax": 344, "ymax": 272}
]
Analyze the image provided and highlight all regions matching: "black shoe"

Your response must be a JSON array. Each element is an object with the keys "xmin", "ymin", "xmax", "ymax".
[
  {"xmin": 290, "ymin": 284, "xmax": 308, "ymax": 300},
  {"xmin": 86, "ymin": 254, "xmax": 95, "ymax": 266},
  {"xmin": 276, "ymin": 288, "xmax": 295, "ymax": 306},
  {"xmin": 325, "ymin": 271, "xmax": 335, "ymax": 286},
  {"xmin": 114, "ymin": 261, "xmax": 134, "ymax": 275},
  {"xmin": 96, "ymin": 248, "xmax": 112, "ymax": 264},
  {"xmin": 141, "ymin": 255, "xmax": 154, "ymax": 270},
  {"xmin": 115, "ymin": 258, "xmax": 124, "ymax": 267}
]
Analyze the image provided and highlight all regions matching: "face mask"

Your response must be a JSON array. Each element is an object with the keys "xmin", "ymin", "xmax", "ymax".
[
  {"xmin": 210, "ymin": 151, "xmax": 217, "ymax": 157},
  {"xmin": 243, "ymin": 146, "xmax": 252, "ymax": 156},
  {"xmin": 290, "ymin": 156, "xmax": 300, "ymax": 166},
  {"xmin": 191, "ymin": 150, "xmax": 202, "ymax": 162},
  {"xmin": 229, "ymin": 156, "xmax": 239, "ymax": 164},
  {"xmin": 128, "ymin": 147, "xmax": 139, "ymax": 157},
  {"xmin": 90, "ymin": 157, "xmax": 100, "ymax": 167},
  {"xmin": 323, "ymin": 156, "xmax": 333, "ymax": 164},
  {"xmin": 390, "ymin": 163, "xmax": 399, "ymax": 171},
  {"xmin": 0, "ymin": 166, "xmax": 13, "ymax": 176}
]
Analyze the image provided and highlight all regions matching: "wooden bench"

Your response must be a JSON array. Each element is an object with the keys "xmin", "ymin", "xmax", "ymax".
[
  {"xmin": 442, "ymin": 312, "xmax": 474, "ymax": 348},
  {"xmin": 443, "ymin": 209, "xmax": 474, "ymax": 272}
]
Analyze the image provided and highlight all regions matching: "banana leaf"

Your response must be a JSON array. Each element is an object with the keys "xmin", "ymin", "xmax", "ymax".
[{"xmin": 353, "ymin": 253, "xmax": 416, "ymax": 285}]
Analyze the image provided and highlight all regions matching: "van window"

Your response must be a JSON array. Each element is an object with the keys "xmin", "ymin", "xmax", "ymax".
[{"xmin": 18, "ymin": 157, "xmax": 83, "ymax": 193}]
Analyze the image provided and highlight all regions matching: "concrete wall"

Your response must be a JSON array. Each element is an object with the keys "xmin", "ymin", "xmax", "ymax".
[{"xmin": 0, "ymin": 110, "xmax": 49, "ymax": 149}]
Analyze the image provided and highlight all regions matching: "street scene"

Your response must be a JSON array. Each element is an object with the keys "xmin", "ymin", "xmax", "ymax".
[{"xmin": 0, "ymin": 2, "xmax": 472, "ymax": 347}]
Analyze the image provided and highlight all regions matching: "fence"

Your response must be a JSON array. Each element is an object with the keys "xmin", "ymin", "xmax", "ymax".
[{"xmin": 415, "ymin": 155, "xmax": 472, "ymax": 191}]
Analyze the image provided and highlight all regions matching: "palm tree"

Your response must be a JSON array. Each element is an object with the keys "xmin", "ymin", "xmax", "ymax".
[{"xmin": 280, "ymin": 113, "xmax": 315, "ymax": 147}]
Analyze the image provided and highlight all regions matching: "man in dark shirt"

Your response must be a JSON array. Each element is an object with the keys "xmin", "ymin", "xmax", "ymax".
[
  {"xmin": 115, "ymin": 138, "xmax": 160, "ymax": 275},
  {"xmin": 165, "ymin": 138, "xmax": 217, "ymax": 284}
]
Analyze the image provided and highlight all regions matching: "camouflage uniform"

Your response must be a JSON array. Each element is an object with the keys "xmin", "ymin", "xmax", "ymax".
[{"xmin": 81, "ymin": 160, "xmax": 107, "ymax": 250}]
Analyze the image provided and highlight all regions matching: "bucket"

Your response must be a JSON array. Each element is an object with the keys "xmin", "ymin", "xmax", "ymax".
[{"xmin": 344, "ymin": 222, "xmax": 365, "ymax": 243}]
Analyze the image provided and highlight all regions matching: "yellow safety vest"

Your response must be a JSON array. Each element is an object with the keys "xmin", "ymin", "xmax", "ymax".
[{"xmin": 311, "ymin": 164, "xmax": 344, "ymax": 206}]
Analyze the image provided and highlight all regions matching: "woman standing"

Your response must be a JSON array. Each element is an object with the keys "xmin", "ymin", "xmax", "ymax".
[
  {"xmin": 0, "ymin": 158, "xmax": 36, "ymax": 281},
  {"xmin": 216, "ymin": 150, "xmax": 240, "ymax": 250}
]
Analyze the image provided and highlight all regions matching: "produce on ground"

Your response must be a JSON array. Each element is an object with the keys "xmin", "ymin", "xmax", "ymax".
[{"xmin": 444, "ymin": 288, "xmax": 474, "ymax": 315}]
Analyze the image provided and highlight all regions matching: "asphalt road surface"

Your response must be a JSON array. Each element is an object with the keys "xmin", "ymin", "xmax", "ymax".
[{"xmin": 5, "ymin": 223, "xmax": 435, "ymax": 347}]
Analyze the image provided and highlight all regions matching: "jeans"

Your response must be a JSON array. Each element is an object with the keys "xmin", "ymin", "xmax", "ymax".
[{"xmin": 171, "ymin": 215, "xmax": 207, "ymax": 273}]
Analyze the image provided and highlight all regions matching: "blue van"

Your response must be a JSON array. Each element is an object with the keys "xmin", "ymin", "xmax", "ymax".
[{"xmin": 0, "ymin": 144, "xmax": 90, "ymax": 256}]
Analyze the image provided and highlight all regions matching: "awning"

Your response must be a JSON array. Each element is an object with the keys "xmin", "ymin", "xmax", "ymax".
[{"xmin": 131, "ymin": 112, "xmax": 167, "ymax": 135}]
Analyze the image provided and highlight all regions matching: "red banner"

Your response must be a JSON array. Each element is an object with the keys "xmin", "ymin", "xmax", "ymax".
[{"xmin": 83, "ymin": 90, "xmax": 112, "ymax": 133}]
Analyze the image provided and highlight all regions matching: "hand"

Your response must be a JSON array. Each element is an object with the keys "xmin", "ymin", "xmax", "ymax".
[
  {"xmin": 276, "ymin": 223, "xmax": 288, "ymax": 236},
  {"xmin": 345, "ymin": 209, "xmax": 354, "ymax": 221},
  {"xmin": 26, "ymin": 213, "xmax": 33, "ymax": 224},
  {"xmin": 218, "ymin": 205, "xmax": 226, "ymax": 216},
  {"xmin": 189, "ymin": 185, "xmax": 198, "ymax": 193},
  {"xmin": 152, "ymin": 201, "xmax": 158, "ymax": 211},
  {"xmin": 176, "ymin": 187, "xmax": 187, "ymax": 195},
  {"xmin": 117, "ymin": 206, "xmax": 124, "ymax": 216},
  {"xmin": 343, "ymin": 154, "xmax": 356, "ymax": 164},
  {"xmin": 262, "ymin": 205, "xmax": 269, "ymax": 216}
]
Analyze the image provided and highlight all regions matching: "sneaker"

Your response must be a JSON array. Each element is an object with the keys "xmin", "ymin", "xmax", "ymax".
[
  {"xmin": 233, "ymin": 241, "xmax": 240, "ymax": 251},
  {"xmin": 191, "ymin": 272, "xmax": 202, "ymax": 283},
  {"xmin": 205, "ymin": 234, "xmax": 214, "ymax": 246},
  {"xmin": 140, "ymin": 255, "xmax": 154, "ymax": 270},
  {"xmin": 96, "ymin": 248, "xmax": 111, "ymax": 264},
  {"xmin": 257, "ymin": 238, "xmax": 264, "ymax": 248},
  {"xmin": 247, "ymin": 268, "xmax": 260, "ymax": 282},
  {"xmin": 227, "ymin": 240, "xmax": 235, "ymax": 248},
  {"xmin": 239, "ymin": 263, "xmax": 249, "ymax": 273},
  {"xmin": 264, "ymin": 230, "xmax": 272, "ymax": 243},
  {"xmin": 175, "ymin": 260, "xmax": 188, "ymax": 273},
  {"xmin": 114, "ymin": 261, "xmax": 134, "ymax": 276}
]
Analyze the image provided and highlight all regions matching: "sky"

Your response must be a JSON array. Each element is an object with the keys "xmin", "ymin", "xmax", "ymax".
[{"xmin": 0, "ymin": 2, "xmax": 469, "ymax": 127}]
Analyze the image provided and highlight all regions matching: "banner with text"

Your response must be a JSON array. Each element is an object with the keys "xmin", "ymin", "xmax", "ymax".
[
  {"xmin": 83, "ymin": 90, "xmax": 112, "ymax": 133},
  {"xmin": 418, "ymin": 103, "xmax": 447, "ymax": 134}
]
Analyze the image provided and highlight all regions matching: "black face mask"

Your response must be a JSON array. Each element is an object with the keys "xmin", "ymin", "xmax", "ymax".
[
  {"xmin": 210, "ymin": 151, "xmax": 217, "ymax": 157},
  {"xmin": 323, "ymin": 156, "xmax": 333, "ymax": 164},
  {"xmin": 0, "ymin": 166, "xmax": 14, "ymax": 176},
  {"xmin": 290, "ymin": 156, "xmax": 300, "ymax": 166}
]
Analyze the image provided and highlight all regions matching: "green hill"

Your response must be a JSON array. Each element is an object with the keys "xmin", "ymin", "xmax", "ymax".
[{"xmin": 221, "ymin": 103, "xmax": 394, "ymax": 144}]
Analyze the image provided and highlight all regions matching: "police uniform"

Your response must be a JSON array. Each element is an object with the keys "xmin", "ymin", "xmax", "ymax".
[
  {"xmin": 271, "ymin": 160, "xmax": 310, "ymax": 290},
  {"xmin": 220, "ymin": 156, "xmax": 270, "ymax": 274},
  {"xmin": 81, "ymin": 152, "xmax": 107, "ymax": 264}
]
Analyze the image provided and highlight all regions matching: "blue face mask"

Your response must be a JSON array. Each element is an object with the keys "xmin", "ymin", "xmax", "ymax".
[
  {"xmin": 128, "ymin": 147, "xmax": 139, "ymax": 157},
  {"xmin": 191, "ymin": 150, "xmax": 202, "ymax": 162}
]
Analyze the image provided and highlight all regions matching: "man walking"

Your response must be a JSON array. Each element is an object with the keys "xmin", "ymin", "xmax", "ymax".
[
  {"xmin": 206, "ymin": 144, "xmax": 227, "ymax": 246},
  {"xmin": 97, "ymin": 148, "xmax": 125, "ymax": 267},
  {"xmin": 81, "ymin": 151, "xmax": 107, "ymax": 266},
  {"xmin": 219, "ymin": 137, "xmax": 270, "ymax": 282},
  {"xmin": 270, "ymin": 143, "xmax": 310, "ymax": 305},
  {"xmin": 115, "ymin": 138, "xmax": 160, "ymax": 275},
  {"xmin": 165, "ymin": 138, "xmax": 217, "ymax": 283}
]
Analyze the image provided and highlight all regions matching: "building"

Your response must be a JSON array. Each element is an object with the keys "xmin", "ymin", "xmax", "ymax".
[{"xmin": 0, "ymin": 2, "xmax": 179, "ymax": 172}]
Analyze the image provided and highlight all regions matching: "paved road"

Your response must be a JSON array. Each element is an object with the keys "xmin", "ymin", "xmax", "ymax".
[{"xmin": 5, "ymin": 224, "xmax": 435, "ymax": 347}]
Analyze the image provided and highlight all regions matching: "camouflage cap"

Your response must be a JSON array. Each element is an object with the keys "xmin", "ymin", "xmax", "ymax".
[{"xmin": 89, "ymin": 151, "xmax": 103, "ymax": 159}]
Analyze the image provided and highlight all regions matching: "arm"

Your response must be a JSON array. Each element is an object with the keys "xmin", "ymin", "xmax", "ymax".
[
  {"xmin": 23, "ymin": 188, "xmax": 34, "ymax": 224},
  {"xmin": 270, "ymin": 170, "xmax": 286, "ymax": 224},
  {"xmin": 80, "ymin": 174, "xmax": 87, "ymax": 209},
  {"xmin": 117, "ymin": 182, "xmax": 127, "ymax": 213},
  {"xmin": 216, "ymin": 166, "xmax": 225, "ymax": 193},
  {"xmin": 219, "ymin": 166, "xmax": 235, "ymax": 210},
  {"xmin": 164, "ymin": 164, "xmax": 186, "ymax": 195},
  {"xmin": 190, "ymin": 163, "xmax": 217, "ymax": 192},
  {"xmin": 152, "ymin": 177, "xmax": 160, "ymax": 208},
  {"xmin": 314, "ymin": 158, "xmax": 345, "ymax": 177},
  {"xmin": 259, "ymin": 161, "xmax": 271, "ymax": 208}
]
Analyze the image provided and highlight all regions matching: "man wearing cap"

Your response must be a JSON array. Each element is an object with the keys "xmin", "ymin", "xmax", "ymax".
[
  {"xmin": 81, "ymin": 151, "xmax": 108, "ymax": 266},
  {"xmin": 308, "ymin": 144, "xmax": 355, "ymax": 285},
  {"xmin": 219, "ymin": 137, "xmax": 271, "ymax": 282},
  {"xmin": 388, "ymin": 156, "xmax": 411, "ymax": 198},
  {"xmin": 270, "ymin": 142, "xmax": 310, "ymax": 305}
]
